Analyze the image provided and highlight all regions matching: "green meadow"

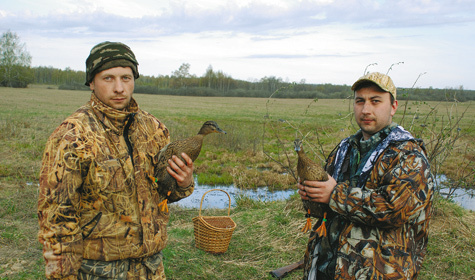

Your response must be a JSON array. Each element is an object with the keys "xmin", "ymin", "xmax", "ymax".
[{"xmin": 0, "ymin": 86, "xmax": 474, "ymax": 279}]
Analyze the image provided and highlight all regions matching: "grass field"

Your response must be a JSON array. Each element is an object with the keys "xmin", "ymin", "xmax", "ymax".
[{"xmin": 0, "ymin": 86, "xmax": 474, "ymax": 279}]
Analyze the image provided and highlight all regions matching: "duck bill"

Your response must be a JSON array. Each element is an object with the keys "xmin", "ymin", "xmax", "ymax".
[{"xmin": 216, "ymin": 127, "xmax": 227, "ymax": 134}]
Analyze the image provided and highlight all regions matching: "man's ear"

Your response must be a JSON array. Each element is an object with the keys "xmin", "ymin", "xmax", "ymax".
[{"xmin": 391, "ymin": 99, "xmax": 398, "ymax": 117}]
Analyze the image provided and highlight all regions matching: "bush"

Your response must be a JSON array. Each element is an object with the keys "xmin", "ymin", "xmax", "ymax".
[{"xmin": 0, "ymin": 65, "xmax": 34, "ymax": 88}]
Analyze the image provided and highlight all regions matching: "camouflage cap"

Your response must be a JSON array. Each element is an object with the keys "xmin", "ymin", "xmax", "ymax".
[
  {"xmin": 85, "ymin": 41, "xmax": 139, "ymax": 86},
  {"xmin": 351, "ymin": 72, "xmax": 397, "ymax": 100}
]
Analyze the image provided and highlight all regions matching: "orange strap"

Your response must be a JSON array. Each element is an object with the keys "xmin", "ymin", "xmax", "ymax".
[
  {"xmin": 301, "ymin": 209, "xmax": 312, "ymax": 233},
  {"xmin": 147, "ymin": 174, "xmax": 171, "ymax": 213},
  {"xmin": 315, "ymin": 212, "xmax": 327, "ymax": 237},
  {"xmin": 148, "ymin": 174, "xmax": 159, "ymax": 183}
]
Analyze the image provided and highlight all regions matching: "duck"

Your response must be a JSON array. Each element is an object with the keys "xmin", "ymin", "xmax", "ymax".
[
  {"xmin": 150, "ymin": 121, "xmax": 226, "ymax": 212},
  {"xmin": 294, "ymin": 138, "xmax": 329, "ymax": 234}
]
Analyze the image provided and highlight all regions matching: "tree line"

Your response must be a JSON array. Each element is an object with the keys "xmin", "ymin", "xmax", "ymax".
[
  {"xmin": 1, "ymin": 31, "xmax": 474, "ymax": 101},
  {"xmin": 33, "ymin": 64, "xmax": 474, "ymax": 101}
]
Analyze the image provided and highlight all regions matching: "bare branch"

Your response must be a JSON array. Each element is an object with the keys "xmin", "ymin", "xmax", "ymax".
[
  {"xmin": 364, "ymin": 63, "xmax": 378, "ymax": 75},
  {"xmin": 386, "ymin": 62, "xmax": 404, "ymax": 75}
]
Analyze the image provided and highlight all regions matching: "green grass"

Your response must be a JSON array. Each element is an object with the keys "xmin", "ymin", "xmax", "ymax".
[
  {"xmin": 418, "ymin": 196, "xmax": 475, "ymax": 279},
  {"xmin": 0, "ymin": 86, "xmax": 474, "ymax": 279},
  {"xmin": 163, "ymin": 196, "xmax": 308, "ymax": 280}
]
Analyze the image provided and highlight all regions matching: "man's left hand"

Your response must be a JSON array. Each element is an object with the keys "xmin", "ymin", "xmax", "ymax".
[{"xmin": 167, "ymin": 153, "xmax": 194, "ymax": 188}]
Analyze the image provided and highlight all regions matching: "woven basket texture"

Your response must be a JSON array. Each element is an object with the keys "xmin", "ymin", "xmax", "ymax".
[{"xmin": 192, "ymin": 189, "xmax": 236, "ymax": 254}]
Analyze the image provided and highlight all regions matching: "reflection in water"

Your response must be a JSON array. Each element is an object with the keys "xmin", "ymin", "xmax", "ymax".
[
  {"xmin": 440, "ymin": 187, "xmax": 475, "ymax": 211},
  {"xmin": 437, "ymin": 175, "xmax": 475, "ymax": 211},
  {"xmin": 174, "ymin": 182, "xmax": 296, "ymax": 209},
  {"xmin": 173, "ymin": 175, "xmax": 475, "ymax": 211}
]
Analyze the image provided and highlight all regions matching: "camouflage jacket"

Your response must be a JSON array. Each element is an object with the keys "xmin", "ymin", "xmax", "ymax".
[
  {"xmin": 303, "ymin": 125, "xmax": 434, "ymax": 280},
  {"xmin": 38, "ymin": 94, "xmax": 194, "ymax": 279}
]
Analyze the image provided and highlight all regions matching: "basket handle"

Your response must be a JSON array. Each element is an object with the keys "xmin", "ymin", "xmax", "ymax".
[{"xmin": 199, "ymin": 189, "xmax": 232, "ymax": 217}]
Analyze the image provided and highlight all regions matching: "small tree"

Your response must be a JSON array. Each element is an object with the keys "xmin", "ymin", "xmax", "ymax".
[
  {"xmin": 203, "ymin": 65, "xmax": 216, "ymax": 88},
  {"xmin": 0, "ymin": 30, "xmax": 34, "ymax": 88},
  {"xmin": 171, "ymin": 63, "xmax": 191, "ymax": 88}
]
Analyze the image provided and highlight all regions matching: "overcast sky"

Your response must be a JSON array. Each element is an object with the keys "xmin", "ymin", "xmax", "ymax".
[{"xmin": 1, "ymin": 0, "xmax": 474, "ymax": 89}]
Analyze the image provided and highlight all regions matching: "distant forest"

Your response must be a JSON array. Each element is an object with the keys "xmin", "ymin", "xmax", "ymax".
[{"xmin": 33, "ymin": 64, "xmax": 474, "ymax": 102}]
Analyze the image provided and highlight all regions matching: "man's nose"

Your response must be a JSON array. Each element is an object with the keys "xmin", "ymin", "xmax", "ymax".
[
  {"xmin": 361, "ymin": 102, "xmax": 371, "ymax": 113},
  {"xmin": 114, "ymin": 80, "xmax": 124, "ymax": 93}
]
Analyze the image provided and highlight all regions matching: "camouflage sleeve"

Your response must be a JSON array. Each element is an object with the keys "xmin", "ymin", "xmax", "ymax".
[
  {"xmin": 168, "ymin": 181, "xmax": 195, "ymax": 202},
  {"xmin": 38, "ymin": 121, "xmax": 85, "ymax": 279},
  {"xmin": 329, "ymin": 141, "xmax": 433, "ymax": 229}
]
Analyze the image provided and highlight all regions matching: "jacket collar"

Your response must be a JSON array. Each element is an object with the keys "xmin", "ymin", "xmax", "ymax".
[
  {"xmin": 348, "ymin": 122, "xmax": 398, "ymax": 150},
  {"xmin": 332, "ymin": 123, "xmax": 414, "ymax": 187},
  {"xmin": 89, "ymin": 93, "xmax": 138, "ymax": 135}
]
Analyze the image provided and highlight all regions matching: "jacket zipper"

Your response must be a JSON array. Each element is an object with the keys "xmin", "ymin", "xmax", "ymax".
[{"xmin": 123, "ymin": 113, "xmax": 136, "ymax": 163}]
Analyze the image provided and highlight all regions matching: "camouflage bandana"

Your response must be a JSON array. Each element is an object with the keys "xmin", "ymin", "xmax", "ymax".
[
  {"xmin": 346, "ymin": 123, "xmax": 397, "ymax": 186},
  {"xmin": 85, "ymin": 41, "xmax": 139, "ymax": 86},
  {"xmin": 333, "ymin": 122, "xmax": 414, "ymax": 188}
]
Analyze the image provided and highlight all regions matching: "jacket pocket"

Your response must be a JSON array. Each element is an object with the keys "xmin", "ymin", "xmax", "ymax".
[
  {"xmin": 91, "ymin": 159, "xmax": 126, "ymax": 193},
  {"xmin": 81, "ymin": 212, "xmax": 102, "ymax": 240}
]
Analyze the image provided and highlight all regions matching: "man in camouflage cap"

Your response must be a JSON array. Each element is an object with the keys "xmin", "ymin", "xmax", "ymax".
[
  {"xmin": 298, "ymin": 72, "xmax": 434, "ymax": 279},
  {"xmin": 38, "ymin": 41, "xmax": 195, "ymax": 279}
]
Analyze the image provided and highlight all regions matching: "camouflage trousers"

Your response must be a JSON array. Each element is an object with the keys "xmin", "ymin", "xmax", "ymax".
[{"xmin": 78, "ymin": 252, "xmax": 165, "ymax": 280}]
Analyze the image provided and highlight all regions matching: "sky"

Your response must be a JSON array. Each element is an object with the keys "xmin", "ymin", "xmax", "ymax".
[{"xmin": 1, "ymin": 0, "xmax": 474, "ymax": 90}]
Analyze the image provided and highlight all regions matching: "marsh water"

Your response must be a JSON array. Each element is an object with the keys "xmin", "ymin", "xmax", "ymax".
[
  {"xmin": 175, "ymin": 181, "xmax": 295, "ymax": 210},
  {"xmin": 439, "ymin": 187, "xmax": 475, "ymax": 210},
  {"xmin": 175, "ymin": 177, "xmax": 475, "ymax": 211},
  {"xmin": 437, "ymin": 175, "xmax": 475, "ymax": 211}
]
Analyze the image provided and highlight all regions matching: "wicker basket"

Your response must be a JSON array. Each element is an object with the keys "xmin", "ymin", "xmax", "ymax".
[{"xmin": 192, "ymin": 189, "xmax": 236, "ymax": 254}]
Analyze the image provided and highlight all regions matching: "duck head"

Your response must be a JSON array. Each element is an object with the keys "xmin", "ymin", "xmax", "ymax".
[
  {"xmin": 198, "ymin": 121, "xmax": 227, "ymax": 135},
  {"xmin": 294, "ymin": 138, "xmax": 303, "ymax": 152}
]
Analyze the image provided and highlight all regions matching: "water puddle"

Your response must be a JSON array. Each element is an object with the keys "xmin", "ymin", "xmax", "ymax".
[
  {"xmin": 174, "ymin": 176, "xmax": 475, "ymax": 211},
  {"xmin": 439, "ymin": 187, "xmax": 475, "ymax": 211},
  {"xmin": 437, "ymin": 175, "xmax": 475, "ymax": 211},
  {"xmin": 174, "ymin": 181, "xmax": 296, "ymax": 209}
]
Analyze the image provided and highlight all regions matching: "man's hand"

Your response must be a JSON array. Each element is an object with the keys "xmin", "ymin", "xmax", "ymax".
[
  {"xmin": 166, "ymin": 153, "xmax": 194, "ymax": 188},
  {"xmin": 297, "ymin": 175, "xmax": 337, "ymax": 204}
]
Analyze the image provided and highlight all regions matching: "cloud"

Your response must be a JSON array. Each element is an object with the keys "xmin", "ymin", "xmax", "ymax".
[
  {"xmin": 0, "ymin": 0, "xmax": 474, "ymax": 89},
  {"xmin": 245, "ymin": 54, "xmax": 313, "ymax": 59},
  {"xmin": 2, "ymin": 0, "xmax": 475, "ymax": 38}
]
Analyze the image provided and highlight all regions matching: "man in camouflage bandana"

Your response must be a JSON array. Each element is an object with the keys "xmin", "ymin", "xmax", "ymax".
[
  {"xmin": 38, "ymin": 41, "xmax": 195, "ymax": 280},
  {"xmin": 298, "ymin": 72, "xmax": 434, "ymax": 279}
]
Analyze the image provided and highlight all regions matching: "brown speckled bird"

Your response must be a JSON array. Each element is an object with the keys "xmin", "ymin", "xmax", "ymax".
[
  {"xmin": 294, "ymin": 138, "xmax": 329, "ymax": 234},
  {"xmin": 151, "ymin": 121, "xmax": 226, "ymax": 212}
]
